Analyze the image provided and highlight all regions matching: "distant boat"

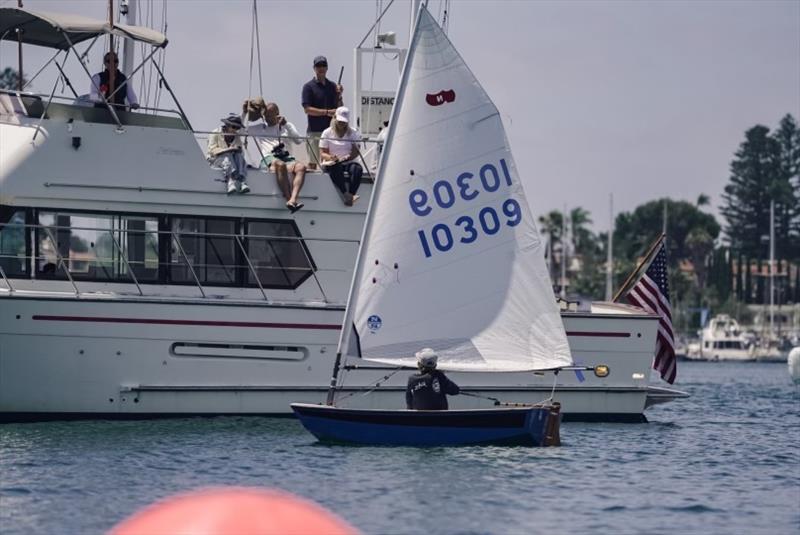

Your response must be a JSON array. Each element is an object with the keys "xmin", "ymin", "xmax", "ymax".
[
  {"xmin": 685, "ymin": 314, "xmax": 754, "ymax": 362},
  {"xmin": 789, "ymin": 347, "xmax": 800, "ymax": 384},
  {"xmin": 292, "ymin": 6, "xmax": 580, "ymax": 446}
]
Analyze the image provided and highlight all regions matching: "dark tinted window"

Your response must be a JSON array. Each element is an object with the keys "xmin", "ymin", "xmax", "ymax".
[
  {"xmin": 246, "ymin": 221, "xmax": 314, "ymax": 289},
  {"xmin": 36, "ymin": 212, "xmax": 159, "ymax": 281},
  {"xmin": 0, "ymin": 209, "xmax": 27, "ymax": 277},
  {"xmin": 170, "ymin": 218, "xmax": 237, "ymax": 285}
]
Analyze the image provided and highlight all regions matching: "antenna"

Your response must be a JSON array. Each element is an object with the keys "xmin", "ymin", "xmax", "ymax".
[
  {"xmin": 121, "ymin": 0, "xmax": 136, "ymax": 77},
  {"xmin": 376, "ymin": 31, "xmax": 396, "ymax": 48},
  {"xmin": 605, "ymin": 193, "xmax": 614, "ymax": 302}
]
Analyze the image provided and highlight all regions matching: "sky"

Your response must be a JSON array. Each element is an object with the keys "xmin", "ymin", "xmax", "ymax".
[{"xmin": 3, "ymin": 0, "xmax": 799, "ymax": 234}]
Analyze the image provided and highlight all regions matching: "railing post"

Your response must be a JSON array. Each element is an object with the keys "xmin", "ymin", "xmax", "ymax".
[
  {"xmin": 170, "ymin": 231, "xmax": 206, "ymax": 298},
  {"xmin": 295, "ymin": 236, "xmax": 330, "ymax": 303},
  {"xmin": 0, "ymin": 264, "xmax": 14, "ymax": 293},
  {"xmin": 234, "ymin": 235, "xmax": 269, "ymax": 302},
  {"xmin": 43, "ymin": 226, "xmax": 80, "ymax": 296},
  {"xmin": 107, "ymin": 229, "xmax": 143, "ymax": 296}
]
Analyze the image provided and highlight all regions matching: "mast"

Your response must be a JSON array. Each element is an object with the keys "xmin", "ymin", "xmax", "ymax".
[
  {"xmin": 769, "ymin": 199, "xmax": 774, "ymax": 340},
  {"xmin": 107, "ymin": 0, "xmax": 116, "ymax": 108},
  {"xmin": 560, "ymin": 205, "xmax": 567, "ymax": 299},
  {"xmin": 605, "ymin": 193, "xmax": 613, "ymax": 302},
  {"xmin": 16, "ymin": 0, "xmax": 23, "ymax": 91},
  {"xmin": 410, "ymin": 0, "xmax": 423, "ymax": 40}
]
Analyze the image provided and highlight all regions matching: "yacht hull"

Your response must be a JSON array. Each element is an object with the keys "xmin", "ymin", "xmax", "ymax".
[{"xmin": 0, "ymin": 295, "xmax": 687, "ymax": 422}]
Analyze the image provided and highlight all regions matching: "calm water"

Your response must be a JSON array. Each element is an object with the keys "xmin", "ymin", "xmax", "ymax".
[{"xmin": 1, "ymin": 361, "xmax": 798, "ymax": 534}]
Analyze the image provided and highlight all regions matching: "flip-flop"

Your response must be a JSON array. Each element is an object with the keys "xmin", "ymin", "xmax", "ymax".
[{"xmin": 289, "ymin": 202, "xmax": 304, "ymax": 214}]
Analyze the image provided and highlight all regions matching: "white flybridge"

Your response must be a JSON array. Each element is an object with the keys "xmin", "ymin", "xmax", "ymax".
[{"xmin": 0, "ymin": 6, "xmax": 686, "ymax": 423}]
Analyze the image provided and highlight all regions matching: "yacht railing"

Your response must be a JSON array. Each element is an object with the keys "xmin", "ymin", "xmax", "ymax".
[
  {"xmin": 1, "ymin": 89, "xmax": 190, "ymax": 129},
  {"xmin": 0, "ymin": 223, "xmax": 358, "ymax": 305}
]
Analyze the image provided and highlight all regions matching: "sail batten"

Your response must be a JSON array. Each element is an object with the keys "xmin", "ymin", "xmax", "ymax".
[{"xmin": 342, "ymin": 8, "xmax": 571, "ymax": 373}]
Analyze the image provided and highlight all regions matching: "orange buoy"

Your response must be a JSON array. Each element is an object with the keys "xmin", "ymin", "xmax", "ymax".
[{"xmin": 110, "ymin": 487, "xmax": 359, "ymax": 535}]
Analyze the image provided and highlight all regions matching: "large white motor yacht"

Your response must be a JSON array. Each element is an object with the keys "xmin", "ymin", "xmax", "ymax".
[{"xmin": 0, "ymin": 7, "xmax": 687, "ymax": 422}]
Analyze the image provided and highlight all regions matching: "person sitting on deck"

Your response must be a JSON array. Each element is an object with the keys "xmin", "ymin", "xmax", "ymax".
[
  {"xmin": 89, "ymin": 52, "xmax": 139, "ymax": 110},
  {"xmin": 245, "ymin": 100, "xmax": 307, "ymax": 213},
  {"xmin": 406, "ymin": 348, "xmax": 460, "ymax": 410},
  {"xmin": 319, "ymin": 107, "xmax": 363, "ymax": 206},
  {"xmin": 207, "ymin": 114, "xmax": 250, "ymax": 195}
]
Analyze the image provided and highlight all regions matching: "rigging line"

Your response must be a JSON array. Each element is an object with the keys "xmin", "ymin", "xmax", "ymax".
[
  {"xmin": 248, "ymin": 1, "xmax": 255, "ymax": 100},
  {"xmin": 253, "ymin": 0, "xmax": 263, "ymax": 96},
  {"xmin": 154, "ymin": 0, "xmax": 168, "ymax": 110},
  {"xmin": 140, "ymin": 0, "xmax": 153, "ymax": 109},
  {"xmin": 363, "ymin": 0, "xmax": 382, "ymax": 134},
  {"xmin": 334, "ymin": 368, "xmax": 404, "ymax": 403},
  {"xmin": 356, "ymin": 0, "xmax": 396, "ymax": 48}
]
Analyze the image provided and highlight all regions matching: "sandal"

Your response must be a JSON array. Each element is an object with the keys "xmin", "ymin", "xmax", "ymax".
[{"xmin": 289, "ymin": 202, "xmax": 304, "ymax": 214}]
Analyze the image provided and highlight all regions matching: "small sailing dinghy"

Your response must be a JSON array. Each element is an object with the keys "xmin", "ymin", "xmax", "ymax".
[{"xmin": 292, "ymin": 6, "xmax": 576, "ymax": 447}]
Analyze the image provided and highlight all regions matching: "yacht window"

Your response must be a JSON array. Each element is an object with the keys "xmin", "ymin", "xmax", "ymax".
[
  {"xmin": 246, "ymin": 221, "xmax": 314, "ymax": 289},
  {"xmin": 35, "ymin": 212, "xmax": 159, "ymax": 281},
  {"xmin": 170, "ymin": 218, "xmax": 237, "ymax": 285},
  {"xmin": 0, "ymin": 209, "xmax": 28, "ymax": 277}
]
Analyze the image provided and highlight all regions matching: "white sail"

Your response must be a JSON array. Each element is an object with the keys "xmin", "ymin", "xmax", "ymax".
[{"xmin": 342, "ymin": 7, "xmax": 571, "ymax": 372}]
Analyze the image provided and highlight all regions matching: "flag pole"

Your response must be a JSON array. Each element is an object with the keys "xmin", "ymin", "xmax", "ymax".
[{"xmin": 612, "ymin": 232, "xmax": 665, "ymax": 302}]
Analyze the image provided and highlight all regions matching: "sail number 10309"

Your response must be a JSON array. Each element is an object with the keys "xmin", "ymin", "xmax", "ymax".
[{"xmin": 417, "ymin": 199, "xmax": 522, "ymax": 258}]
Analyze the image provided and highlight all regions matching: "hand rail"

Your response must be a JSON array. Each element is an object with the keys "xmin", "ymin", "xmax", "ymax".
[
  {"xmin": 0, "ymin": 264, "xmax": 13, "ymax": 293},
  {"xmin": 0, "ymin": 221, "xmax": 360, "ymax": 303}
]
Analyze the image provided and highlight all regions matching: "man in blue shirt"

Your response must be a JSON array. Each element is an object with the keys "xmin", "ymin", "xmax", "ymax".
[{"xmin": 301, "ymin": 55, "xmax": 342, "ymax": 169}]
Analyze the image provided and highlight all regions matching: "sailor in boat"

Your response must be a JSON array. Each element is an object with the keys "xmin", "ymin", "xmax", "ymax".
[
  {"xmin": 244, "ymin": 100, "xmax": 307, "ymax": 213},
  {"xmin": 406, "ymin": 349, "xmax": 461, "ymax": 410},
  {"xmin": 90, "ymin": 51, "xmax": 139, "ymax": 110},
  {"xmin": 207, "ymin": 114, "xmax": 250, "ymax": 195}
]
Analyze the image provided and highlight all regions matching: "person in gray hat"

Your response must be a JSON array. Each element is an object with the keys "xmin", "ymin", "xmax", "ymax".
[
  {"xmin": 406, "ymin": 348, "xmax": 461, "ymax": 410},
  {"xmin": 206, "ymin": 114, "xmax": 250, "ymax": 194},
  {"xmin": 301, "ymin": 55, "xmax": 343, "ymax": 169}
]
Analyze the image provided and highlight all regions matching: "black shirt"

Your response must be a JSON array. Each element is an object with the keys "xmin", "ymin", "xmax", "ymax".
[
  {"xmin": 301, "ymin": 77, "xmax": 340, "ymax": 133},
  {"xmin": 406, "ymin": 370, "xmax": 460, "ymax": 410}
]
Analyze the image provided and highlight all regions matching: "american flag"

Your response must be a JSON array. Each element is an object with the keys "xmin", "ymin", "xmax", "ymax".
[{"xmin": 623, "ymin": 238, "xmax": 677, "ymax": 384}]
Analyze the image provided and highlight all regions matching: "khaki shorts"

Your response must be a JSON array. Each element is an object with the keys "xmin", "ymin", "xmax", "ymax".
[{"xmin": 306, "ymin": 132, "xmax": 322, "ymax": 167}]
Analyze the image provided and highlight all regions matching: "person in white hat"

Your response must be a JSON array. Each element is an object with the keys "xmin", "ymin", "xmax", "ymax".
[
  {"xmin": 319, "ymin": 106, "xmax": 363, "ymax": 206},
  {"xmin": 405, "ymin": 348, "xmax": 461, "ymax": 410}
]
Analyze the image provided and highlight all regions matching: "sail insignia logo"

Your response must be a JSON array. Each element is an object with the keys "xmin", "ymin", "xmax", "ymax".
[
  {"xmin": 367, "ymin": 315, "xmax": 382, "ymax": 333},
  {"xmin": 425, "ymin": 89, "xmax": 456, "ymax": 107}
]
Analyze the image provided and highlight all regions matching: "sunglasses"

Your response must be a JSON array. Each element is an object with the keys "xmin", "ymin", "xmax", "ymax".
[{"xmin": 105, "ymin": 59, "xmax": 119, "ymax": 64}]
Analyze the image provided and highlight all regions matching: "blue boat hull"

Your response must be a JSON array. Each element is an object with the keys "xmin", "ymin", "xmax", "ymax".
[{"xmin": 290, "ymin": 403, "xmax": 562, "ymax": 446}]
